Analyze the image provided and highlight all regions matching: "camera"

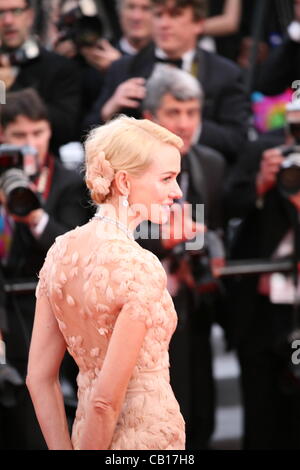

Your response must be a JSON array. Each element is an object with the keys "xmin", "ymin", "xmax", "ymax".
[
  {"xmin": 0, "ymin": 38, "xmax": 40, "ymax": 66},
  {"xmin": 286, "ymin": 98, "xmax": 300, "ymax": 146},
  {"xmin": 56, "ymin": 2, "xmax": 103, "ymax": 48},
  {"xmin": 277, "ymin": 100, "xmax": 300, "ymax": 197},
  {"xmin": 171, "ymin": 231, "xmax": 225, "ymax": 293},
  {"xmin": 0, "ymin": 145, "xmax": 41, "ymax": 216},
  {"xmin": 277, "ymin": 145, "xmax": 300, "ymax": 197}
]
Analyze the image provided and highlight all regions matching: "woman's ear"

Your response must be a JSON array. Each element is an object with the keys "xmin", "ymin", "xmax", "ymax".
[{"xmin": 114, "ymin": 170, "xmax": 131, "ymax": 196}]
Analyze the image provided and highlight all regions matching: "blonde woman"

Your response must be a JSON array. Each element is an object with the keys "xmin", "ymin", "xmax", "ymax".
[{"xmin": 26, "ymin": 116, "xmax": 186, "ymax": 450}]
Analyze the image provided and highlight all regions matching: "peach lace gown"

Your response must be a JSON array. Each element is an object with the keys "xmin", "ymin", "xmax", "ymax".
[{"xmin": 36, "ymin": 218, "xmax": 185, "ymax": 450}]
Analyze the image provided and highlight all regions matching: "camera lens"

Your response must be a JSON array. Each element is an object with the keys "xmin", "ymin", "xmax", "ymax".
[
  {"xmin": 0, "ymin": 169, "xmax": 40, "ymax": 216},
  {"xmin": 7, "ymin": 187, "xmax": 40, "ymax": 216},
  {"xmin": 288, "ymin": 122, "xmax": 300, "ymax": 145},
  {"xmin": 278, "ymin": 166, "xmax": 300, "ymax": 196}
]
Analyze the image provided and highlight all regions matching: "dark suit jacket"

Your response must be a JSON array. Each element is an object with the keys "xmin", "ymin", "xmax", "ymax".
[
  {"xmin": 84, "ymin": 43, "xmax": 250, "ymax": 163},
  {"xmin": 224, "ymin": 131, "xmax": 284, "ymax": 220},
  {"xmin": 181, "ymin": 144, "xmax": 225, "ymax": 230},
  {"xmin": 10, "ymin": 47, "xmax": 81, "ymax": 151},
  {"xmin": 3, "ymin": 159, "xmax": 92, "ymax": 371},
  {"xmin": 224, "ymin": 133, "xmax": 297, "ymax": 347},
  {"xmin": 257, "ymin": 37, "xmax": 300, "ymax": 96}
]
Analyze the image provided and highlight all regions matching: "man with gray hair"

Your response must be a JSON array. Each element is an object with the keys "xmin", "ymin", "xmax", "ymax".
[
  {"xmin": 141, "ymin": 64, "xmax": 226, "ymax": 449},
  {"xmin": 143, "ymin": 64, "xmax": 224, "ymax": 228},
  {"xmin": 115, "ymin": 0, "xmax": 153, "ymax": 55},
  {"xmin": 143, "ymin": 62, "xmax": 203, "ymax": 155}
]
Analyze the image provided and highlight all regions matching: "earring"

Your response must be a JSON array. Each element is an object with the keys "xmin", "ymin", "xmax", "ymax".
[{"xmin": 122, "ymin": 196, "xmax": 129, "ymax": 207}]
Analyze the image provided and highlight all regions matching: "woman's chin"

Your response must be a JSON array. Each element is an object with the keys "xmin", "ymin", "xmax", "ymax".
[{"xmin": 149, "ymin": 206, "xmax": 170, "ymax": 225}]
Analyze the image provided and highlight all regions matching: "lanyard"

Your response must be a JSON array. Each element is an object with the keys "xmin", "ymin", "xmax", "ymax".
[{"xmin": 33, "ymin": 153, "xmax": 55, "ymax": 202}]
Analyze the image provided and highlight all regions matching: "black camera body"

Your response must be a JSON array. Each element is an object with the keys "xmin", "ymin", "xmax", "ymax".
[
  {"xmin": 0, "ymin": 145, "xmax": 41, "ymax": 216},
  {"xmin": 57, "ymin": 6, "xmax": 103, "ymax": 48},
  {"xmin": 171, "ymin": 231, "xmax": 225, "ymax": 293},
  {"xmin": 0, "ymin": 39, "xmax": 40, "ymax": 66},
  {"xmin": 277, "ymin": 145, "xmax": 300, "ymax": 197},
  {"xmin": 277, "ymin": 100, "xmax": 300, "ymax": 197}
]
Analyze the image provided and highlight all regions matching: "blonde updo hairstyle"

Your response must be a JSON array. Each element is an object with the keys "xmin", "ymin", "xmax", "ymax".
[{"xmin": 85, "ymin": 115, "xmax": 183, "ymax": 204}]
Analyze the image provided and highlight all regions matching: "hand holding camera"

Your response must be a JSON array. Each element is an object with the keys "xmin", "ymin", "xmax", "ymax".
[
  {"xmin": 101, "ymin": 77, "xmax": 147, "ymax": 122},
  {"xmin": 80, "ymin": 39, "xmax": 121, "ymax": 72},
  {"xmin": 256, "ymin": 147, "xmax": 285, "ymax": 197},
  {"xmin": 0, "ymin": 145, "xmax": 42, "ymax": 219},
  {"xmin": 161, "ymin": 203, "xmax": 206, "ymax": 250},
  {"xmin": 55, "ymin": 1, "xmax": 104, "ymax": 58},
  {"xmin": 9, "ymin": 207, "xmax": 45, "ymax": 229},
  {"xmin": 54, "ymin": 37, "xmax": 77, "ymax": 59},
  {"xmin": 256, "ymin": 99, "xmax": 300, "ymax": 201}
]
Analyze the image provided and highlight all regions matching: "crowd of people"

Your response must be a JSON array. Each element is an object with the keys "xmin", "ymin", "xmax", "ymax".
[{"xmin": 0, "ymin": 0, "xmax": 300, "ymax": 450}]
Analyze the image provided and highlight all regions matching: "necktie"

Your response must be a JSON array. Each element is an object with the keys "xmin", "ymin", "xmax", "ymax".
[{"xmin": 155, "ymin": 56, "xmax": 183, "ymax": 69}]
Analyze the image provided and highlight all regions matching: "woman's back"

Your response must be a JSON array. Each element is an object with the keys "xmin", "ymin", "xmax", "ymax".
[{"xmin": 38, "ymin": 219, "xmax": 185, "ymax": 449}]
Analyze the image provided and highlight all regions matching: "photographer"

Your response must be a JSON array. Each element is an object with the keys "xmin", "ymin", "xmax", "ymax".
[
  {"xmin": 52, "ymin": 0, "xmax": 108, "ymax": 122},
  {"xmin": 54, "ymin": 0, "xmax": 152, "ymax": 66},
  {"xmin": 0, "ymin": 0, "xmax": 81, "ymax": 152},
  {"xmin": 85, "ymin": 0, "xmax": 250, "ymax": 164},
  {"xmin": 0, "ymin": 88, "xmax": 91, "ymax": 449},
  {"xmin": 53, "ymin": 0, "xmax": 153, "ymax": 122},
  {"xmin": 78, "ymin": 0, "xmax": 153, "ymax": 69},
  {"xmin": 224, "ymin": 100, "xmax": 300, "ymax": 449},
  {"xmin": 140, "ymin": 64, "xmax": 226, "ymax": 449}
]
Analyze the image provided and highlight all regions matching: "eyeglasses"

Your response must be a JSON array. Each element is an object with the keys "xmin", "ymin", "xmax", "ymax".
[{"xmin": 0, "ymin": 7, "xmax": 29, "ymax": 19}]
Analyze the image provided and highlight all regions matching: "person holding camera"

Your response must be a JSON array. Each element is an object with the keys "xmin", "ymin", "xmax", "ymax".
[
  {"xmin": 224, "ymin": 100, "xmax": 300, "ymax": 449},
  {"xmin": 50, "ymin": 0, "xmax": 111, "ymax": 123},
  {"xmin": 0, "ymin": 88, "xmax": 91, "ymax": 449},
  {"xmin": 0, "ymin": 0, "xmax": 81, "ymax": 152},
  {"xmin": 54, "ymin": 0, "xmax": 153, "ymax": 67},
  {"xmin": 84, "ymin": 0, "xmax": 250, "ymax": 164},
  {"xmin": 79, "ymin": 0, "xmax": 153, "ymax": 69},
  {"xmin": 139, "ymin": 64, "xmax": 226, "ymax": 449},
  {"xmin": 51, "ymin": 0, "xmax": 153, "ymax": 125}
]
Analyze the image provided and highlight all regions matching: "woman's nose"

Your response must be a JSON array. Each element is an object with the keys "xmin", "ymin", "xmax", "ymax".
[{"xmin": 170, "ymin": 180, "xmax": 183, "ymax": 200}]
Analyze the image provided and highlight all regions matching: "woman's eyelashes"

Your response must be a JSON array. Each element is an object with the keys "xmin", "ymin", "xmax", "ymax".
[{"xmin": 162, "ymin": 176, "xmax": 172, "ymax": 182}]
